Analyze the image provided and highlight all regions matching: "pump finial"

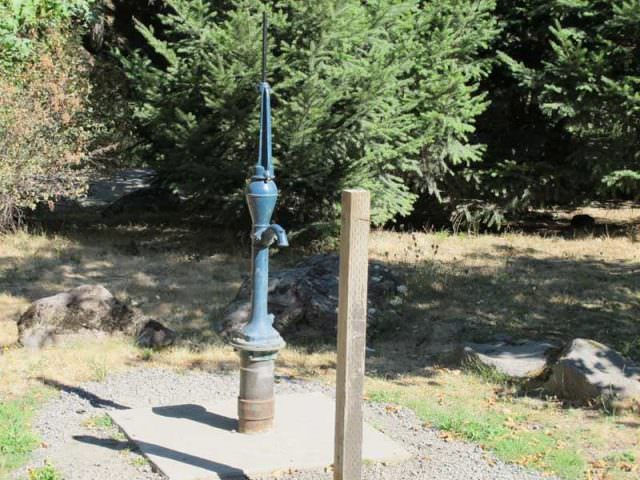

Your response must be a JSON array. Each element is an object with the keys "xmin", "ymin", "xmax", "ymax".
[
  {"xmin": 256, "ymin": 12, "xmax": 273, "ymax": 179},
  {"xmin": 262, "ymin": 12, "xmax": 267, "ymax": 83}
]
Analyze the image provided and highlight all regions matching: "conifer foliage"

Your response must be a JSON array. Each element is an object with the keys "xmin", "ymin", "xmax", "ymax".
[
  {"xmin": 475, "ymin": 0, "xmax": 640, "ymax": 216},
  {"xmin": 121, "ymin": 0, "xmax": 498, "ymax": 227}
]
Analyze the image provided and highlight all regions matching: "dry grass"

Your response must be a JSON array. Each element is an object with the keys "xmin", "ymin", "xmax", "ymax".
[
  {"xmin": 1, "ymin": 336, "xmax": 134, "ymax": 399},
  {"xmin": 0, "ymin": 226, "xmax": 336, "ymax": 400},
  {"xmin": 554, "ymin": 202, "xmax": 640, "ymax": 225},
  {"xmin": 0, "ymin": 204, "xmax": 639, "ymax": 479},
  {"xmin": 368, "ymin": 220, "xmax": 640, "ymax": 358},
  {"xmin": 0, "ymin": 228, "xmax": 246, "ymax": 344}
]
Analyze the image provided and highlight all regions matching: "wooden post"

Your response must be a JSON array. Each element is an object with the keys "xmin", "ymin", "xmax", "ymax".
[{"xmin": 334, "ymin": 189, "xmax": 370, "ymax": 480}]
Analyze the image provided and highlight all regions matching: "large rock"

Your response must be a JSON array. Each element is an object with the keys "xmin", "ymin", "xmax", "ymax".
[
  {"xmin": 17, "ymin": 285, "xmax": 135, "ymax": 348},
  {"xmin": 216, "ymin": 255, "xmax": 402, "ymax": 341},
  {"xmin": 459, "ymin": 339, "xmax": 560, "ymax": 378},
  {"xmin": 545, "ymin": 338, "xmax": 640, "ymax": 402}
]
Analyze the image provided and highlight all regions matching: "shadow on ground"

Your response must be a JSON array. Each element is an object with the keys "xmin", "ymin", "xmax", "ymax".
[
  {"xmin": 37, "ymin": 377, "xmax": 129, "ymax": 410},
  {"xmin": 387, "ymin": 244, "xmax": 639, "ymax": 364},
  {"xmin": 73, "ymin": 435, "xmax": 247, "ymax": 479}
]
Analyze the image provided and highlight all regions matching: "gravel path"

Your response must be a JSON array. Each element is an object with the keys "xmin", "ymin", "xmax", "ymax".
[{"xmin": 16, "ymin": 368, "xmax": 553, "ymax": 480}]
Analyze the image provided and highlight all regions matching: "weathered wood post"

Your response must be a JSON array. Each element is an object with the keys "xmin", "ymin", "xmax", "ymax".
[{"xmin": 334, "ymin": 189, "xmax": 370, "ymax": 480}]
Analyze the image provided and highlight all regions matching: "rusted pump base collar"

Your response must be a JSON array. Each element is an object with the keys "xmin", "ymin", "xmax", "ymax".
[{"xmin": 238, "ymin": 351, "xmax": 275, "ymax": 433}]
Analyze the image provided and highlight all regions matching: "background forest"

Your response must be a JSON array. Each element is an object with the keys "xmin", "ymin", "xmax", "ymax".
[{"xmin": 0, "ymin": 0, "xmax": 638, "ymax": 233}]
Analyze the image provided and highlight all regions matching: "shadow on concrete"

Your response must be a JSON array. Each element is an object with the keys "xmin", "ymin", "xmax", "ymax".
[
  {"xmin": 152, "ymin": 404, "xmax": 238, "ymax": 431},
  {"xmin": 38, "ymin": 377, "xmax": 129, "ymax": 410},
  {"xmin": 73, "ymin": 435, "xmax": 248, "ymax": 479}
]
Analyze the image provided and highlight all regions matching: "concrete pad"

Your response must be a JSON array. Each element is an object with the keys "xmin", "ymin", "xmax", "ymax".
[{"xmin": 110, "ymin": 392, "xmax": 410, "ymax": 480}]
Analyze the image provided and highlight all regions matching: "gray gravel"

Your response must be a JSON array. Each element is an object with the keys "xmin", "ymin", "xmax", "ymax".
[{"xmin": 16, "ymin": 368, "xmax": 553, "ymax": 480}]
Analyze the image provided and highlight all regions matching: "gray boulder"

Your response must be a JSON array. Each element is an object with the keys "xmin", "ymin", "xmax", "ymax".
[
  {"xmin": 545, "ymin": 338, "xmax": 640, "ymax": 402},
  {"xmin": 136, "ymin": 320, "xmax": 176, "ymax": 349},
  {"xmin": 17, "ymin": 284, "xmax": 135, "ymax": 349},
  {"xmin": 216, "ymin": 255, "xmax": 400, "ymax": 341},
  {"xmin": 459, "ymin": 339, "xmax": 560, "ymax": 379}
]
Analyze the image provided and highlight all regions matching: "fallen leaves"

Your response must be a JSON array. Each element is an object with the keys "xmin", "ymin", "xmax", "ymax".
[
  {"xmin": 384, "ymin": 404, "xmax": 400, "ymax": 414},
  {"xmin": 439, "ymin": 431, "xmax": 456, "ymax": 442},
  {"xmin": 587, "ymin": 457, "xmax": 639, "ymax": 479},
  {"xmin": 617, "ymin": 461, "xmax": 636, "ymax": 472},
  {"xmin": 503, "ymin": 416, "xmax": 518, "ymax": 430},
  {"xmin": 516, "ymin": 452, "xmax": 544, "ymax": 467}
]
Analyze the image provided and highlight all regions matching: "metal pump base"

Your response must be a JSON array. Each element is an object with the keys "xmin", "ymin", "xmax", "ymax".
[{"xmin": 237, "ymin": 351, "xmax": 276, "ymax": 434}]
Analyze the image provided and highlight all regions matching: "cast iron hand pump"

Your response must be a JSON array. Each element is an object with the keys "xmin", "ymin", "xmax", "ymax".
[{"xmin": 230, "ymin": 13, "xmax": 287, "ymax": 434}]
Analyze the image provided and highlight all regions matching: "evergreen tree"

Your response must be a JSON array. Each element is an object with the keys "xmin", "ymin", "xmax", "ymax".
[
  {"xmin": 538, "ymin": 0, "xmax": 640, "ymax": 198},
  {"xmin": 473, "ymin": 0, "xmax": 640, "ymax": 221},
  {"xmin": 120, "ymin": 0, "xmax": 498, "ymax": 229}
]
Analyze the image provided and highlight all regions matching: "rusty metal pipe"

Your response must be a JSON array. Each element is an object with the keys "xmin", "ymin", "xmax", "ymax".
[{"xmin": 237, "ymin": 351, "xmax": 275, "ymax": 433}]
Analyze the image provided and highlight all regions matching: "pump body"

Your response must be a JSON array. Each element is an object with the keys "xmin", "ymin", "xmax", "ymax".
[{"xmin": 230, "ymin": 78, "xmax": 287, "ymax": 434}]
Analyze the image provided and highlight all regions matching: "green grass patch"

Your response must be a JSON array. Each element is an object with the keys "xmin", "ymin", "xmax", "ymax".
[
  {"xmin": 367, "ymin": 384, "xmax": 586, "ymax": 479},
  {"xmin": 493, "ymin": 432, "xmax": 584, "ymax": 478},
  {"xmin": 129, "ymin": 455, "xmax": 149, "ymax": 468},
  {"xmin": 0, "ymin": 396, "xmax": 39, "ymax": 476},
  {"xmin": 605, "ymin": 451, "xmax": 637, "ymax": 464},
  {"xmin": 27, "ymin": 461, "xmax": 63, "ymax": 480},
  {"xmin": 138, "ymin": 348, "xmax": 154, "ymax": 361},
  {"xmin": 83, "ymin": 413, "xmax": 114, "ymax": 430}
]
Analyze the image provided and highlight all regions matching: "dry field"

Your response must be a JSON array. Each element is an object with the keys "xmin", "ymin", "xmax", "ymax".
[{"xmin": 0, "ymin": 203, "xmax": 639, "ymax": 479}]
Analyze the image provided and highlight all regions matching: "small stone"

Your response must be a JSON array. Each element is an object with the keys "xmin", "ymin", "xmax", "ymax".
[
  {"xmin": 396, "ymin": 285, "xmax": 408, "ymax": 295},
  {"xmin": 136, "ymin": 320, "xmax": 176, "ymax": 349}
]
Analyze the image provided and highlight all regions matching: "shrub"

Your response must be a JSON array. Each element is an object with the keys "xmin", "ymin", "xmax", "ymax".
[
  {"xmin": 0, "ymin": 0, "xmax": 134, "ymax": 231},
  {"xmin": 0, "ymin": 32, "xmax": 91, "ymax": 229},
  {"xmin": 0, "ymin": 0, "xmax": 95, "ymax": 71}
]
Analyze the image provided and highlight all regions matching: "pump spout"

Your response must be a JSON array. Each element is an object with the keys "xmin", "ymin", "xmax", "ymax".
[{"xmin": 255, "ymin": 224, "xmax": 288, "ymax": 247}]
